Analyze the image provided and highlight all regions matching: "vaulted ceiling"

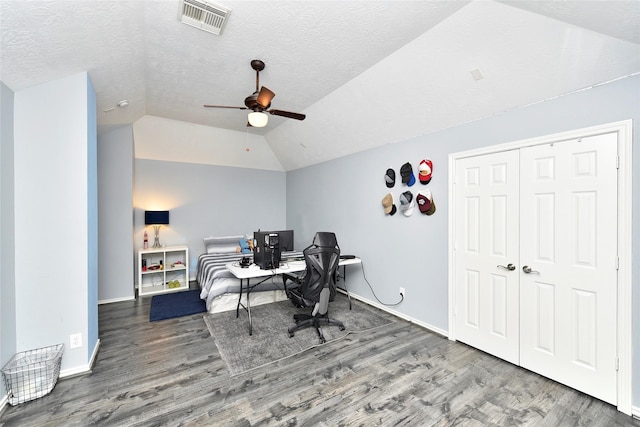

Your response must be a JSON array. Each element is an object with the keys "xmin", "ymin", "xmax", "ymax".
[{"xmin": 1, "ymin": 0, "xmax": 639, "ymax": 170}]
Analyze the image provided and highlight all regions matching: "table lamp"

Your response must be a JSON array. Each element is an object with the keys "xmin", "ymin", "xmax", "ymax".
[{"xmin": 145, "ymin": 211, "xmax": 169, "ymax": 248}]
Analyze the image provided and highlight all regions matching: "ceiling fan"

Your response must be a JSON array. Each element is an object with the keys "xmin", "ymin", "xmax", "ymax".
[{"xmin": 204, "ymin": 59, "xmax": 306, "ymax": 127}]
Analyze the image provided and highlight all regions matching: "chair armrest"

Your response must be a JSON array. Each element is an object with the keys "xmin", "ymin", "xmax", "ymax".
[{"xmin": 282, "ymin": 272, "xmax": 303, "ymax": 286}]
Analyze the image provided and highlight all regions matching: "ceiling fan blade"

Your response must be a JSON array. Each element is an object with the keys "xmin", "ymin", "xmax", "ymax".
[
  {"xmin": 256, "ymin": 86, "xmax": 275, "ymax": 108},
  {"xmin": 269, "ymin": 109, "xmax": 306, "ymax": 121},
  {"xmin": 203, "ymin": 104, "xmax": 248, "ymax": 110}
]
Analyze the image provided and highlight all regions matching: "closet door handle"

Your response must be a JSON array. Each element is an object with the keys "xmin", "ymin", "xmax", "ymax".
[
  {"xmin": 522, "ymin": 265, "xmax": 539, "ymax": 274},
  {"xmin": 497, "ymin": 263, "xmax": 516, "ymax": 271}
]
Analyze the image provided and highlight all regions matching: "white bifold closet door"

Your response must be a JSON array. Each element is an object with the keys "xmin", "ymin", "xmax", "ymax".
[
  {"xmin": 454, "ymin": 133, "xmax": 618, "ymax": 404},
  {"xmin": 454, "ymin": 150, "xmax": 520, "ymax": 365}
]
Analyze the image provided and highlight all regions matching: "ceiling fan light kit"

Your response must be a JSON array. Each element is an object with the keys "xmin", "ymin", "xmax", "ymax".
[
  {"xmin": 248, "ymin": 111, "xmax": 268, "ymax": 127},
  {"xmin": 204, "ymin": 59, "xmax": 305, "ymax": 127}
]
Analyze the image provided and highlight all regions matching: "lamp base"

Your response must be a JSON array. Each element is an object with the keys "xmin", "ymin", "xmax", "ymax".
[{"xmin": 152, "ymin": 225, "xmax": 162, "ymax": 248}]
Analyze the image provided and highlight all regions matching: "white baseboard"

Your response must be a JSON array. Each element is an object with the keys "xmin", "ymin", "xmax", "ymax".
[
  {"xmin": 59, "ymin": 339, "xmax": 101, "ymax": 378},
  {"xmin": 338, "ymin": 289, "xmax": 448, "ymax": 337},
  {"xmin": 0, "ymin": 393, "xmax": 7, "ymax": 416},
  {"xmin": 632, "ymin": 405, "xmax": 640, "ymax": 419},
  {"xmin": 98, "ymin": 296, "xmax": 135, "ymax": 305}
]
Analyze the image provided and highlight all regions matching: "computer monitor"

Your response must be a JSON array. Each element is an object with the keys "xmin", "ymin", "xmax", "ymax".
[{"xmin": 272, "ymin": 229, "xmax": 294, "ymax": 252}]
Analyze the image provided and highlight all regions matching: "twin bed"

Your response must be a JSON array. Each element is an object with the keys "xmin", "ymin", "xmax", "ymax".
[{"xmin": 196, "ymin": 232, "xmax": 300, "ymax": 313}]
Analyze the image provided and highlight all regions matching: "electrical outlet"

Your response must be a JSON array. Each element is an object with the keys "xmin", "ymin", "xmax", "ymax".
[
  {"xmin": 399, "ymin": 287, "xmax": 405, "ymax": 297},
  {"xmin": 70, "ymin": 333, "xmax": 82, "ymax": 349}
]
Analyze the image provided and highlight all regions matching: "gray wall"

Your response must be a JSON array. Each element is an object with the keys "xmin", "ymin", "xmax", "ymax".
[
  {"xmin": 98, "ymin": 126, "xmax": 135, "ymax": 303},
  {"xmin": 0, "ymin": 81, "xmax": 17, "ymax": 398},
  {"xmin": 86, "ymin": 76, "xmax": 99, "ymax": 361},
  {"xmin": 12, "ymin": 73, "xmax": 98, "ymax": 373},
  {"xmin": 287, "ymin": 75, "xmax": 640, "ymax": 404},
  {"xmin": 133, "ymin": 159, "xmax": 288, "ymax": 278}
]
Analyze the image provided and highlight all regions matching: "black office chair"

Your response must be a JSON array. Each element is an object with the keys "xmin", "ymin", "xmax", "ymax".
[{"xmin": 283, "ymin": 232, "xmax": 345, "ymax": 343}]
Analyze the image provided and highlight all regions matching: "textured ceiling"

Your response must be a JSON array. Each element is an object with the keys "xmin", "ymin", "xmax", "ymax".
[{"xmin": 1, "ymin": 0, "xmax": 639, "ymax": 170}]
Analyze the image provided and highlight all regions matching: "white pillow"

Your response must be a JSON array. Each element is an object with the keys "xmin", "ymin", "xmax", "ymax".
[
  {"xmin": 206, "ymin": 244, "xmax": 240, "ymax": 254},
  {"xmin": 203, "ymin": 235, "xmax": 244, "ymax": 254}
]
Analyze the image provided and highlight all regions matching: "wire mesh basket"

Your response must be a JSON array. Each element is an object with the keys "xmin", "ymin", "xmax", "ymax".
[{"xmin": 1, "ymin": 344, "xmax": 64, "ymax": 405}]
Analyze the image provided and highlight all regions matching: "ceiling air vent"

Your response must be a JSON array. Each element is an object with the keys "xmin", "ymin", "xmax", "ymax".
[{"xmin": 179, "ymin": 0, "xmax": 230, "ymax": 36}]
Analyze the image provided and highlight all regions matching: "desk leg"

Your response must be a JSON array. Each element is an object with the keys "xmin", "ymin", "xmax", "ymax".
[
  {"xmin": 236, "ymin": 278, "xmax": 244, "ymax": 318},
  {"xmin": 341, "ymin": 265, "xmax": 352, "ymax": 310},
  {"xmin": 247, "ymin": 278, "xmax": 253, "ymax": 335},
  {"xmin": 236, "ymin": 278, "xmax": 254, "ymax": 335}
]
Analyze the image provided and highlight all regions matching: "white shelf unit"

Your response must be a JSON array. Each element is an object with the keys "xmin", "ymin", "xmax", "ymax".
[{"xmin": 137, "ymin": 245, "xmax": 189, "ymax": 296}]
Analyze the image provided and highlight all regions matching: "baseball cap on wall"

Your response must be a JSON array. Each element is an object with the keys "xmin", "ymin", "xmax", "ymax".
[
  {"xmin": 416, "ymin": 189, "xmax": 436, "ymax": 215},
  {"xmin": 399, "ymin": 191, "xmax": 414, "ymax": 217},
  {"xmin": 419, "ymin": 159, "xmax": 433, "ymax": 184},
  {"xmin": 400, "ymin": 162, "xmax": 416, "ymax": 186},
  {"xmin": 382, "ymin": 193, "xmax": 397, "ymax": 215},
  {"xmin": 385, "ymin": 168, "xmax": 395, "ymax": 188}
]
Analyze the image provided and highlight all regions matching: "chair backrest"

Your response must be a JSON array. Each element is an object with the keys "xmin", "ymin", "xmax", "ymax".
[
  {"xmin": 301, "ymin": 232, "xmax": 341, "ymax": 303},
  {"xmin": 312, "ymin": 231, "xmax": 338, "ymax": 248}
]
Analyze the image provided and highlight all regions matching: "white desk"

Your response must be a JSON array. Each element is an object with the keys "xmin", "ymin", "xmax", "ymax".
[{"xmin": 227, "ymin": 257, "xmax": 362, "ymax": 335}]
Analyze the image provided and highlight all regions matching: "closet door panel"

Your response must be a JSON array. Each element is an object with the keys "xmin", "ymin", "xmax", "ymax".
[
  {"xmin": 454, "ymin": 150, "xmax": 520, "ymax": 364},
  {"xmin": 519, "ymin": 134, "xmax": 618, "ymax": 405}
]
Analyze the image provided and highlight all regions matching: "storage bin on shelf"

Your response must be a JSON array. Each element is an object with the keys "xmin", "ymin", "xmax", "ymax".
[{"xmin": 1, "ymin": 344, "xmax": 64, "ymax": 405}]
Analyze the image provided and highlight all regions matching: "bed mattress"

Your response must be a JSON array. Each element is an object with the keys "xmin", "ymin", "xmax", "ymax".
[{"xmin": 196, "ymin": 251, "xmax": 302, "ymax": 312}]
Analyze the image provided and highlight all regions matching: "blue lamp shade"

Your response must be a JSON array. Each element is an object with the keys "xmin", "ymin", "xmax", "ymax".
[{"xmin": 145, "ymin": 211, "xmax": 169, "ymax": 225}]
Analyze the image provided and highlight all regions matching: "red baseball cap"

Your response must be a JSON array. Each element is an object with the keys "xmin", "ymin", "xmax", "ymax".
[{"xmin": 419, "ymin": 159, "xmax": 433, "ymax": 184}]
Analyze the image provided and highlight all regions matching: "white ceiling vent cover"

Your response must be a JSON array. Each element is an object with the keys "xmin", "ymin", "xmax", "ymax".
[{"xmin": 179, "ymin": 0, "xmax": 230, "ymax": 36}]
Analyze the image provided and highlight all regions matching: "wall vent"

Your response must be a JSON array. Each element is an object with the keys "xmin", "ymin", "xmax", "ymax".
[{"xmin": 179, "ymin": 0, "xmax": 230, "ymax": 36}]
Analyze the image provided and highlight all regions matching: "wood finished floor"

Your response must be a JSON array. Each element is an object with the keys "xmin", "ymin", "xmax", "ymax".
[{"xmin": 1, "ymin": 290, "xmax": 638, "ymax": 426}]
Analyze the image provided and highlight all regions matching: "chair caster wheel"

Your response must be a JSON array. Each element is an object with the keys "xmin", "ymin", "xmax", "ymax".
[
  {"xmin": 339, "ymin": 326, "xmax": 345, "ymax": 331},
  {"xmin": 289, "ymin": 332, "xmax": 294, "ymax": 338}
]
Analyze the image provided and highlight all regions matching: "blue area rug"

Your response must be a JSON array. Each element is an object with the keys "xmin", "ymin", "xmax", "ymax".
[{"xmin": 149, "ymin": 289, "xmax": 207, "ymax": 322}]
